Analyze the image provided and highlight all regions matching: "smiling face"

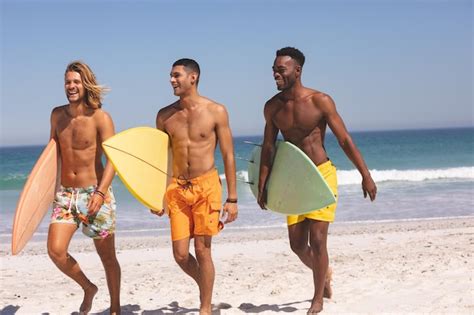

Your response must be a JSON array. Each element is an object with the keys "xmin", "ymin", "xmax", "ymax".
[
  {"xmin": 170, "ymin": 65, "xmax": 197, "ymax": 96},
  {"xmin": 272, "ymin": 56, "xmax": 301, "ymax": 91},
  {"xmin": 64, "ymin": 71, "xmax": 85, "ymax": 103}
]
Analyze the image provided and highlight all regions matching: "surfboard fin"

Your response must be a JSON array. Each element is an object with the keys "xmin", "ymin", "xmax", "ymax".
[
  {"xmin": 236, "ymin": 156, "xmax": 253, "ymax": 162},
  {"xmin": 243, "ymin": 141, "xmax": 262, "ymax": 147}
]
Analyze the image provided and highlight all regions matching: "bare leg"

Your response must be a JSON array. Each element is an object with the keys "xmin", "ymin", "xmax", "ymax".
[
  {"xmin": 172, "ymin": 237, "xmax": 201, "ymax": 285},
  {"xmin": 307, "ymin": 220, "xmax": 330, "ymax": 314},
  {"xmin": 288, "ymin": 220, "xmax": 313, "ymax": 268},
  {"xmin": 47, "ymin": 223, "xmax": 98, "ymax": 314},
  {"xmin": 194, "ymin": 236, "xmax": 214, "ymax": 315},
  {"xmin": 94, "ymin": 235, "xmax": 121, "ymax": 314},
  {"xmin": 288, "ymin": 220, "xmax": 331, "ymax": 314},
  {"xmin": 324, "ymin": 266, "xmax": 333, "ymax": 300}
]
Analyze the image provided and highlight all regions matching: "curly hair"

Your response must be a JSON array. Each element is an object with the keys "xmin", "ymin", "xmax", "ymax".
[
  {"xmin": 276, "ymin": 47, "xmax": 305, "ymax": 67},
  {"xmin": 65, "ymin": 61, "xmax": 109, "ymax": 109}
]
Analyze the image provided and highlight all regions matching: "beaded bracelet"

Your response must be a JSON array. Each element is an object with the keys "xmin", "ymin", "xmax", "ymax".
[{"xmin": 226, "ymin": 198, "xmax": 238, "ymax": 204}]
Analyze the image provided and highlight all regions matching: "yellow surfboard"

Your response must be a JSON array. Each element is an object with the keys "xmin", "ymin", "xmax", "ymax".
[{"xmin": 102, "ymin": 127, "xmax": 172, "ymax": 211}]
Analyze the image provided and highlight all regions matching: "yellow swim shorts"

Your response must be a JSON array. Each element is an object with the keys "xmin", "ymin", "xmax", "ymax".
[{"xmin": 287, "ymin": 160, "xmax": 338, "ymax": 225}]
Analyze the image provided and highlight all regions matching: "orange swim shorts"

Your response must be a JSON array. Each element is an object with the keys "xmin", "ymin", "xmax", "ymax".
[
  {"xmin": 165, "ymin": 169, "xmax": 222, "ymax": 241},
  {"xmin": 287, "ymin": 160, "xmax": 338, "ymax": 225}
]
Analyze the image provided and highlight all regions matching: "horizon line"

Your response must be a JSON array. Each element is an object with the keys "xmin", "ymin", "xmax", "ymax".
[{"xmin": 1, "ymin": 125, "xmax": 473, "ymax": 149}]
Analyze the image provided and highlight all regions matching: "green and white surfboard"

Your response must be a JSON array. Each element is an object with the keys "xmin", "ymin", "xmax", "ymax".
[{"xmin": 247, "ymin": 141, "xmax": 336, "ymax": 215}]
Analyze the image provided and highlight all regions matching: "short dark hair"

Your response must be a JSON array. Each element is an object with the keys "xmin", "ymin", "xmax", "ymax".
[
  {"xmin": 276, "ymin": 47, "xmax": 305, "ymax": 67},
  {"xmin": 173, "ymin": 58, "xmax": 201, "ymax": 84}
]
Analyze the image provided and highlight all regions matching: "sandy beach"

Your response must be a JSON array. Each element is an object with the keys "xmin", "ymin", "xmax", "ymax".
[{"xmin": 1, "ymin": 216, "xmax": 473, "ymax": 314}]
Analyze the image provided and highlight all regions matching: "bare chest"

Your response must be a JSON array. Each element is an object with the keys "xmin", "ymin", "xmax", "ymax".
[
  {"xmin": 273, "ymin": 101, "xmax": 324, "ymax": 133},
  {"xmin": 165, "ymin": 111, "xmax": 216, "ymax": 143},
  {"xmin": 56, "ymin": 117, "xmax": 97, "ymax": 150}
]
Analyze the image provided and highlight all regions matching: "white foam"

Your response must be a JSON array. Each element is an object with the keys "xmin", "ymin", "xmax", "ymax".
[
  {"xmin": 220, "ymin": 170, "xmax": 249, "ymax": 182},
  {"xmin": 338, "ymin": 167, "xmax": 474, "ymax": 185},
  {"xmin": 221, "ymin": 167, "xmax": 474, "ymax": 186},
  {"xmin": 2, "ymin": 173, "xmax": 28, "ymax": 181}
]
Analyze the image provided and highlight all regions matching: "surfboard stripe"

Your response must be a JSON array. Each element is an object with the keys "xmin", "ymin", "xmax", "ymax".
[{"xmin": 103, "ymin": 144, "xmax": 170, "ymax": 177}]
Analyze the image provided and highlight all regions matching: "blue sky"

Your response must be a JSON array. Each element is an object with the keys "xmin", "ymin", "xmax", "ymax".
[{"xmin": 1, "ymin": 0, "xmax": 472, "ymax": 146}]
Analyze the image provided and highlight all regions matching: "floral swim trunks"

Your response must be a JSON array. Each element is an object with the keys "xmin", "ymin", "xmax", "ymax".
[{"xmin": 50, "ymin": 185, "xmax": 116, "ymax": 239}]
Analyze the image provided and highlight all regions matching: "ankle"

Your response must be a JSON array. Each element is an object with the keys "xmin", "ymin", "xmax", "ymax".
[{"xmin": 83, "ymin": 282, "xmax": 97, "ymax": 292}]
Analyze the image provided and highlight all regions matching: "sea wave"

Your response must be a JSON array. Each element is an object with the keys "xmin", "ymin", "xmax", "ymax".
[
  {"xmin": 338, "ymin": 167, "xmax": 474, "ymax": 185},
  {"xmin": 0, "ymin": 173, "xmax": 28, "ymax": 190},
  {"xmin": 221, "ymin": 167, "xmax": 474, "ymax": 186},
  {"xmin": 3, "ymin": 167, "xmax": 473, "ymax": 191}
]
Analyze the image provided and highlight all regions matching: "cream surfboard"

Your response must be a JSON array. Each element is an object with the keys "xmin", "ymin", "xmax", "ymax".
[
  {"xmin": 102, "ymin": 127, "xmax": 171, "ymax": 211},
  {"xmin": 12, "ymin": 139, "xmax": 58, "ymax": 255},
  {"xmin": 247, "ymin": 141, "xmax": 336, "ymax": 215}
]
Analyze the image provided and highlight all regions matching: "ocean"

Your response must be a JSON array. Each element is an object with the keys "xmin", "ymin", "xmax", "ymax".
[{"xmin": 1, "ymin": 127, "xmax": 473, "ymax": 243}]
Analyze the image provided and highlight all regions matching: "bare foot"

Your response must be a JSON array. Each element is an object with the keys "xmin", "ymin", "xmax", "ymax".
[
  {"xmin": 199, "ymin": 305, "xmax": 212, "ymax": 315},
  {"xmin": 323, "ymin": 267, "xmax": 333, "ymax": 299},
  {"xmin": 79, "ymin": 283, "xmax": 98, "ymax": 315},
  {"xmin": 110, "ymin": 304, "xmax": 121, "ymax": 315},
  {"xmin": 307, "ymin": 299, "xmax": 323, "ymax": 314}
]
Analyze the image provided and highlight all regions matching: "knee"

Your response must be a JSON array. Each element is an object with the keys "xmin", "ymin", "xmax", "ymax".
[
  {"xmin": 47, "ymin": 244, "xmax": 66, "ymax": 265},
  {"xmin": 195, "ymin": 246, "xmax": 211, "ymax": 263},
  {"xmin": 309, "ymin": 233, "xmax": 327, "ymax": 255},
  {"xmin": 289, "ymin": 240, "xmax": 307, "ymax": 256},
  {"xmin": 173, "ymin": 249, "xmax": 189, "ymax": 265}
]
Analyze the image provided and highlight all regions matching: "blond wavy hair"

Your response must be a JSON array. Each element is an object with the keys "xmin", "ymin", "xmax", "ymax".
[{"xmin": 65, "ymin": 61, "xmax": 109, "ymax": 109}]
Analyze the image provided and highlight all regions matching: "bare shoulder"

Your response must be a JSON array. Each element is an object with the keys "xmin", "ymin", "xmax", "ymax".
[
  {"xmin": 308, "ymin": 89, "xmax": 335, "ymax": 109},
  {"xmin": 50, "ymin": 105, "xmax": 68, "ymax": 127},
  {"xmin": 265, "ymin": 92, "xmax": 282, "ymax": 109},
  {"xmin": 266, "ymin": 93, "xmax": 283, "ymax": 106},
  {"xmin": 263, "ymin": 92, "xmax": 284, "ymax": 118},
  {"xmin": 202, "ymin": 97, "xmax": 227, "ymax": 115},
  {"xmin": 157, "ymin": 101, "xmax": 179, "ymax": 120},
  {"xmin": 51, "ymin": 104, "xmax": 67, "ymax": 116},
  {"xmin": 93, "ymin": 108, "xmax": 113, "ymax": 123}
]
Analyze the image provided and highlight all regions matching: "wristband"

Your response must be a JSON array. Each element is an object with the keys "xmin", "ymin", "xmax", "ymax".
[
  {"xmin": 94, "ymin": 189, "xmax": 106, "ymax": 199},
  {"xmin": 150, "ymin": 208, "xmax": 164, "ymax": 215},
  {"xmin": 226, "ymin": 198, "xmax": 238, "ymax": 204}
]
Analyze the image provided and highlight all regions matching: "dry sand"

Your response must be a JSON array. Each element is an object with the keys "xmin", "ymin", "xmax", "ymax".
[{"xmin": 1, "ymin": 217, "xmax": 473, "ymax": 314}]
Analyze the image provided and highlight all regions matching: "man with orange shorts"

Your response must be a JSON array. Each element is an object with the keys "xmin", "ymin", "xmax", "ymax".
[
  {"xmin": 152, "ymin": 58, "xmax": 238, "ymax": 315},
  {"xmin": 258, "ymin": 47, "xmax": 377, "ymax": 314}
]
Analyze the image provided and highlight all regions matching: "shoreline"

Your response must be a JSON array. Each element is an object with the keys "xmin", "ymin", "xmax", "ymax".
[
  {"xmin": 3, "ymin": 214, "xmax": 474, "ymax": 247},
  {"xmin": 1, "ymin": 216, "xmax": 473, "ymax": 314},
  {"xmin": 2, "ymin": 214, "xmax": 474, "ymax": 254}
]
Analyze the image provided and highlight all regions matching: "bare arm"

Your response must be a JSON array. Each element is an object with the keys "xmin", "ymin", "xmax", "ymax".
[
  {"xmin": 88, "ymin": 111, "xmax": 116, "ymax": 213},
  {"xmin": 150, "ymin": 108, "xmax": 168, "ymax": 216},
  {"xmin": 49, "ymin": 109, "xmax": 58, "ymax": 141},
  {"xmin": 257, "ymin": 101, "xmax": 279, "ymax": 209},
  {"xmin": 96, "ymin": 111, "xmax": 116, "ymax": 193},
  {"xmin": 215, "ymin": 105, "xmax": 238, "ymax": 223},
  {"xmin": 156, "ymin": 109, "xmax": 165, "ymax": 132},
  {"xmin": 50, "ymin": 108, "xmax": 61, "ymax": 192},
  {"xmin": 318, "ymin": 95, "xmax": 377, "ymax": 201}
]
